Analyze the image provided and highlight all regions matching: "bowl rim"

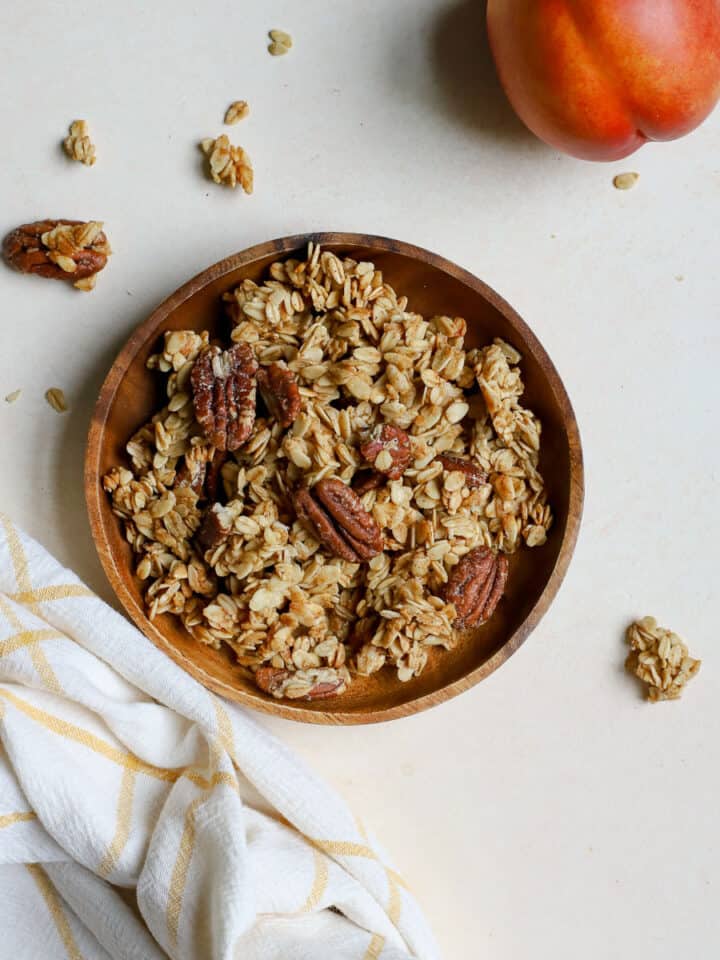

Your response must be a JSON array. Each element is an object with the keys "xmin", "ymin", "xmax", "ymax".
[{"xmin": 85, "ymin": 231, "xmax": 584, "ymax": 724}]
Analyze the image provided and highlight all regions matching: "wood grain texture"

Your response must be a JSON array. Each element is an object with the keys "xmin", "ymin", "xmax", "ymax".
[{"xmin": 85, "ymin": 233, "xmax": 584, "ymax": 724}]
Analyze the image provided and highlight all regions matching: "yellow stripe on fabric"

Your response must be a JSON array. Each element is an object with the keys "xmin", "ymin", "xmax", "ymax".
[
  {"xmin": 29, "ymin": 645, "xmax": 64, "ymax": 696},
  {"xmin": 1, "ymin": 516, "xmax": 32, "ymax": 593},
  {"xmin": 0, "ymin": 689, "xmax": 238, "ymax": 798},
  {"xmin": 166, "ymin": 795, "xmax": 202, "ymax": 950},
  {"xmin": 0, "ymin": 594, "xmax": 25, "ymax": 632},
  {"xmin": 0, "ymin": 688, "xmax": 178, "ymax": 782},
  {"xmin": 363, "ymin": 932, "xmax": 385, "ymax": 959},
  {"xmin": 212, "ymin": 696, "xmax": 235, "ymax": 756},
  {"xmin": 0, "ymin": 810, "xmax": 36, "ymax": 829},
  {"xmin": 310, "ymin": 836, "xmax": 406, "ymax": 921},
  {"xmin": 387, "ymin": 873, "xmax": 402, "ymax": 925},
  {"xmin": 166, "ymin": 770, "xmax": 240, "ymax": 949},
  {"xmin": 298, "ymin": 848, "xmax": 329, "ymax": 913},
  {"xmin": 10, "ymin": 585, "xmax": 95, "ymax": 605},
  {"xmin": 26, "ymin": 864, "xmax": 84, "ymax": 960},
  {"xmin": 98, "ymin": 767, "xmax": 136, "ymax": 878},
  {"xmin": 0, "ymin": 628, "xmax": 64, "ymax": 658}
]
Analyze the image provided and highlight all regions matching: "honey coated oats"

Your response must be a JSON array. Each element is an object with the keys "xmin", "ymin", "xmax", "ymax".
[{"xmin": 104, "ymin": 244, "xmax": 553, "ymax": 700}]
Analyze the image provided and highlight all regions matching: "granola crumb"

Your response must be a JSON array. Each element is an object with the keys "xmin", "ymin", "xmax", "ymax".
[
  {"xmin": 626, "ymin": 616, "xmax": 701, "ymax": 702},
  {"xmin": 4, "ymin": 389, "xmax": 21, "ymax": 404},
  {"xmin": 200, "ymin": 135, "xmax": 253, "ymax": 193},
  {"xmin": 63, "ymin": 119, "xmax": 96, "ymax": 166},
  {"xmin": 224, "ymin": 100, "xmax": 249, "ymax": 125},
  {"xmin": 613, "ymin": 172, "xmax": 639, "ymax": 191},
  {"xmin": 45, "ymin": 387, "xmax": 68, "ymax": 413}
]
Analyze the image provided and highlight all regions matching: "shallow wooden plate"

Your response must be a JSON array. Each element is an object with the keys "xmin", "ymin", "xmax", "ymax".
[{"xmin": 86, "ymin": 233, "xmax": 583, "ymax": 724}]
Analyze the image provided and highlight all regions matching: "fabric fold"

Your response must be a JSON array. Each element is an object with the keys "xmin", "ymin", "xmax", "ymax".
[{"xmin": 0, "ymin": 516, "xmax": 438, "ymax": 960}]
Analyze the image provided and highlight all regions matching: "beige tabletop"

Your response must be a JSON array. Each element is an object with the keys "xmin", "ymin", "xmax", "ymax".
[{"xmin": 1, "ymin": 2, "xmax": 719, "ymax": 957}]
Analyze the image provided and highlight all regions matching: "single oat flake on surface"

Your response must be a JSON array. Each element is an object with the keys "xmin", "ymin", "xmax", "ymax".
[
  {"xmin": 613, "ymin": 172, "xmax": 639, "ymax": 191},
  {"xmin": 4, "ymin": 389, "xmax": 21, "ymax": 404},
  {"xmin": 63, "ymin": 120, "xmax": 96, "ymax": 166},
  {"xmin": 626, "ymin": 616, "xmax": 701, "ymax": 702},
  {"xmin": 224, "ymin": 100, "xmax": 249, "ymax": 125},
  {"xmin": 45, "ymin": 387, "xmax": 68, "ymax": 413},
  {"xmin": 268, "ymin": 28, "xmax": 292, "ymax": 55}
]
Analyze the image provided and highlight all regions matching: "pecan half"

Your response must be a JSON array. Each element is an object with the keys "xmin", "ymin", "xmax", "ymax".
[
  {"xmin": 254, "ymin": 666, "xmax": 344, "ymax": 700},
  {"xmin": 444, "ymin": 546, "xmax": 509, "ymax": 629},
  {"xmin": 359, "ymin": 423, "xmax": 411, "ymax": 480},
  {"xmin": 196, "ymin": 503, "xmax": 233, "ymax": 551},
  {"xmin": 257, "ymin": 362, "xmax": 301, "ymax": 427},
  {"xmin": 3, "ymin": 220, "xmax": 109, "ymax": 285},
  {"xmin": 436, "ymin": 454, "xmax": 487, "ymax": 488},
  {"xmin": 294, "ymin": 478, "xmax": 383, "ymax": 563},
  {"xmin": 191, "ymin": 343, "xmax": 257, "ymax": 451}
]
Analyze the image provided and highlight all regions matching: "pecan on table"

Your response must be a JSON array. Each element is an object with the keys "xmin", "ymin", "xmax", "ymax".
[
  {"xmin": 436, "ymin": 454, "xmax": 487, "ymax": 488},
  {"xmin": 444, "ymin": 546, "xmax": 509, "ymax": 629},
  {"xmin": 256, "ymin": 362, "xmax": 301, "ymax": 428},
  {"xmin": 190, "ymin": 343, "xmax": 258, "ymax": 451},
  {"xmin": 3, "ymin": 220, "xmax": 110, "ymax": 287},
  {"xmin": 254, "ymin": 666, "xmax": 344, "ymax": 700},
  {"xmin": 359, "ymin": 423, "xmax": 411, "ymax": 480},
  {"xmin": 294, "ymin": 478, "xmax": 383, "ymax": 563}
]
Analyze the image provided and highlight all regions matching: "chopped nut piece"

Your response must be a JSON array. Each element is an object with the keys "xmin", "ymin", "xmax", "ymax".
[
  {"xmin": 197, "ymin": 503, "xmax": 233, "ymax": 551},
  {"xmin": 359, "ymin": 423, "xmax": 411, "ymax": 480},
  {"xmin": 45, "ymin": 387, "xmax": 68, "ymax": 413},
  {"xmin": 626, "ymin": 616, "xmax": 701, "ymax": 702},
  {"xmin": 200, "ymin": 134, "xmax": 253, "ymax": 192},
  {"xmin": 256, "ymin": 363, "xmax": 301, "ymax": 427},
  {"xmin": 436, "ymin": 454, "xmax": 487, "ymax": 488},
  {"xmin": 224, "ymin": 100, "xmax": 249, "ymax": 125},
  {"xmin": 613, "ymin": 172, "xmax": 639, "ymax": 190},
  {"xmin": 63, "ymin": 119, "xmax": 96, "ymax": 166}
]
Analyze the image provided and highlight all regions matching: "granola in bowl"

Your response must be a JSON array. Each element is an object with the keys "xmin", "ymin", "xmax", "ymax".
[{"xmin": 103, "ymin": 243, "xmax": 553, "ymax": 701}]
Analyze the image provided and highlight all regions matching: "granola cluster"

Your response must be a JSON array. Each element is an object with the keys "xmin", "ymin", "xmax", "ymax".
[
  {"xmin": 626, "ymin": 616, "xmax": 701, "ymax": 702},
  {"xmin": 104, "ymin": 244, "xmax": 553, "ymax": 699}
]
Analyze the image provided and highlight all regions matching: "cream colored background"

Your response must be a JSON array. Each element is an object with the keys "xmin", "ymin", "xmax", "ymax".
[{"xmin": 1, "ymin": 2, "xmax": 719, "ymax": 957}]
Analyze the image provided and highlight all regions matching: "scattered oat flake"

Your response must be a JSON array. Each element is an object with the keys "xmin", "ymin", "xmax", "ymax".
[
  {"xmin": 269, "ymin": 28, "xmax": 293, "ymax": 47},
  {"xmin": 225, "ymin": 100, "xmax": 249, "ymax": 125},
  {"xmin": 45, "ymin": 387, "xmax": 68, "ymax": 413},
  {"xmin": 63, "ymin": 119, "xmax": 96, "ymax": 166},
  {"xmin": 4, "ymin": 389, "xmax": 21, "ymax": 404},
  {"xmin": 613, "ymin": 172, "xmax": 639, "ymax": 190},
  {"xmin": 268, "ymin": 40, "xmax": 290, "ymax": 56}
]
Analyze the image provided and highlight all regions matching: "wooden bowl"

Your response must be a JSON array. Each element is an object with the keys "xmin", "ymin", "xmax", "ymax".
[{"xmin": 86, "ymin": 233, "xmax": 583, "ymax": 724}]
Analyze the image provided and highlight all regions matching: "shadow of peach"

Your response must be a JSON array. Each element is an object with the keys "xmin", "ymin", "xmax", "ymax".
[{"xmin": 431, "ymin": 0, "xmax": 541, "ymax": 146}]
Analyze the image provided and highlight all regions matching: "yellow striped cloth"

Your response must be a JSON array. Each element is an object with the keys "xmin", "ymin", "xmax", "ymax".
[{"xmin": 0, "ymin": 516, "xmax": 439, "ymax": 960}]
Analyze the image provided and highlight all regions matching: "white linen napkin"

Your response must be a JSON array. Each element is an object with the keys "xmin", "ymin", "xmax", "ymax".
[{"xmin": 0, "ymin": 515, "xmax": 439, "ymax": 960}]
